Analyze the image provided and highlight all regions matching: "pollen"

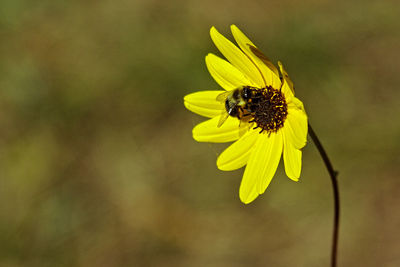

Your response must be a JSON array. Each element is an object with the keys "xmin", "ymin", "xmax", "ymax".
[{"xmin": 250, "ymin": 86, "xmax": 288, "ymax": 134}]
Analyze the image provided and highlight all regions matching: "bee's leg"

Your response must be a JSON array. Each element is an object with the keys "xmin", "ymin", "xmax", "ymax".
[
  {"xmin": 237, "ymin": 107, "xmax": 244, "ymax": 120},
  {"xmin": 249, "ymin": 118, "xmax": 255, "ymax": 123}
]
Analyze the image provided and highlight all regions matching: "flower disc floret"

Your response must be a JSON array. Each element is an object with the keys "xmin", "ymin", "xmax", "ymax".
[{"xmin": 250, "ymin": 86, "xmax": 288, "ymax": 134}]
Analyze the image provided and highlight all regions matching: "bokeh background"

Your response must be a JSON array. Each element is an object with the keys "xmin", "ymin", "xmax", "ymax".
[{"xmin": 1, "ymin": 0, "xmax": 399, "ymax": 266}]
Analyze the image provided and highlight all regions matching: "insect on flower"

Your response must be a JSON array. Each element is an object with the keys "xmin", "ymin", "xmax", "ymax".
[
  {"xmin": 215, "ymin": 86, "xmax": 260, "ymax": 128},
  {"xmin": 184, "ymin": 25, "xmax": 308, "ymax": 204}
]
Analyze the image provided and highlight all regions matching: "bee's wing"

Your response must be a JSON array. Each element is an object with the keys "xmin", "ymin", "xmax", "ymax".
[
  {"xmin": 238, "ymin": 121, "xmax": 249, "ymax": 138},
  {"xmin": 216, "ymin": 91, "xmax": 232, "ymax": 128},
  {"xmin": 216, "ymin": 91, "xmax": 230, "ymax": 102},
  {"xmin": 217, "ymin": 110, "xmax": 229, "ymax": 128}
]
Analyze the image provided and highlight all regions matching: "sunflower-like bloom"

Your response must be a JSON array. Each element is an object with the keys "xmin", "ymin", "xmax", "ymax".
[{"xmin": 184, "ymin": 25, "xmax": 308, "ymax": 204}]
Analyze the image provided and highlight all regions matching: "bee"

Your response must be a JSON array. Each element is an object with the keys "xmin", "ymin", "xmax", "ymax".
[{"xmin": 216, "ymin": 86, "xmax": 261, "ymax": 127}]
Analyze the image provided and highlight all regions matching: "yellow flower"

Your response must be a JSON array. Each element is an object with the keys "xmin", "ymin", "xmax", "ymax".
[{"xmin": 184, "ymin": 25, "xmax": 308, "ymax": 204}]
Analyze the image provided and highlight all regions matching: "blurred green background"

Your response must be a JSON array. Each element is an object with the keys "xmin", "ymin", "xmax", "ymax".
[{"xmin": 1, "ymin": 0, "xmax": 399, "ymax": 266}]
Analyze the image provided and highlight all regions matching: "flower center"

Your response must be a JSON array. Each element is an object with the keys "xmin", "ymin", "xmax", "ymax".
[{"xmin": 248, "ymin": 86, "xmax": 288, "ymax": 134}]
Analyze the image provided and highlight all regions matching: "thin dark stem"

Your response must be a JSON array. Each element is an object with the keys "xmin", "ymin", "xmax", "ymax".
[{"xmin": 308, "ymin": 123, "xmax": 340, "ymax": 267}]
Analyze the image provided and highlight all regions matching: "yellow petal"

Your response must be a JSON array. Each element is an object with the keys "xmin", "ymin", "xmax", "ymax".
[
  {"xmin": 278, "ymin": 61, "xmax": 294, "ymax": 95},
  {"xmin": 286, "ymin": 107, "xmax": 308, "ymax": 148},
  {"xmin": 210, "ymin": 27, "xmax": 264, "ymax": 88},
  {"xmin": 281, "ymin": 79, "xmax": 294, "ymax": 102},
  {"xmin": 184, "ymin": 90, "xmax": 224, "ymax": 118},
  {"xmin": 230, "ymin": 25, "xmax": 281, "ymax": 89},
  {"xmin": 205, "ymin": 54, "xmax": 252, "ymax": 91},
  {"xmin": 217, "ymin": 129, "xmax": 259, "ymax": 171},
  {"xmin": 284, "ymin": 113, "xmax": 306, "ymax": 149},
  {"xmin": 239, "ymin": 131, "xmax": 283, "ymax": 204},
  {"xmin": 193, "ymin": 116, "xmax": 249, "ymax": 143},
  {"xmin": 283, "ymin": 127, "xmax": 302, "ymax": 181},
  {"xmin": 289, "ymin": 96, "xmax": 306, "ymax": 111}
]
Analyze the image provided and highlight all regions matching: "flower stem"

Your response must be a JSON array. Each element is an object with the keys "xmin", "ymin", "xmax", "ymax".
[{"xmin": 308, "ymin": 123, "xmax": 340, "ymax": 267}]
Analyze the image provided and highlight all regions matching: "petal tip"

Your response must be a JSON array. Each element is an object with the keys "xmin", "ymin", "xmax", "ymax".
[
  {"xmin": 183, "ymin": 94, "xmax": 190, "ymax": 102},
  {"xmin": 216, "ymin": 159, "xmax": 238, "ymax": 172},
  {"xmin": 230, "ymin": 24, "xmax": 242, "ymax": 40},
  {"xmin": 192, "ymin": 127, "xmax": 201, "ymax": 141},
  {"xmin": 210, "ymin": 26, "xmax": 218, "ymax": 36},
  {"xmin": 216, "ymin": 157, "xmax": 223, "ymax": 169},
  {"xmin": 192, "ymin": 134, "xmax": 202, "ymax": 143},
  {"xmin": 216, "ymin": 164, "xmax": 229, "ymax": 172},
  {"xmin": 240, "ymin": 194, "xmax": 257, "ymax": 204},
  {"xmin": 183, "ymin": 99, "xmax": 189, "ymax": 109},
  {"xmin": 205, "ymin": 53, "xmax": 214, "ymax": 60},
  {"xmin": 239, "ymin": 188, "xmax": 258, "ymax": 204},
  {"xmin": 204, "ymin": 53, "xmax": 213, "ymax": 66}
]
